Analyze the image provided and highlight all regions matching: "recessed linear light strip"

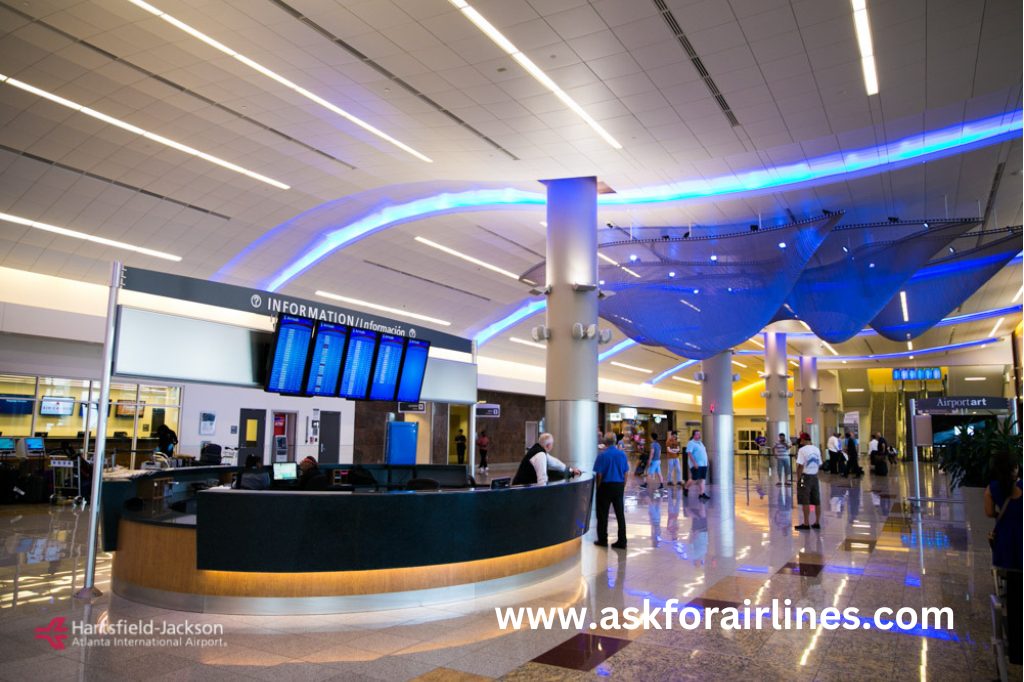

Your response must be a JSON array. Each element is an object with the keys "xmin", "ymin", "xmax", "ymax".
[
  {"xmin": 510, "ymin": 336, "xmax": 546, "ymax": 350},
  {"xmin": 610, "ymin": 361, "xmax": 652, "ymax": 374},
  {"xmin": 989, "ymin": 316, "xmax": 1005, "ymax": 337},
  {"xmin": 0, "ymin": 211, "xmax": 181, "ymax": 261},
  {"xmin": 414, "ymin": 237, "xmax": 520, "ymax": 280},
  {"xmin": 1014, "ymin": 285, "xmax": 1023, "ymax": 303},
  {"xmin": 0, "ymin": 73, "xmax": 288, "ymax": 190},
  {"xmin": 125, "ymin": 0, "xmax": 431, "ymax": 164},
  {"xmin": 899, "ymin": 291, "xmax": 909, "ymax": 322},
  {"xmin": 315, "ymin": 290, "xmax": 450, "ymax": 326},
  {"xmin": 598, "ymin": 252, "xmax": 642, "ymax": 279},
  {"xmin": 673, "ymin": 376, "xmax": 700, "ymax": 385},
  {"xmin": 851, "ymin": 0, "xmax": 879, "ymax": 95},
  {"xmin": 447, "ymin": 0, "xmax": 622, "ymax": 150}
]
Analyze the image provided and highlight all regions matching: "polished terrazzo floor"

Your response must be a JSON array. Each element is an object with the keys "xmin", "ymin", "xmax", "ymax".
[{"xmin": 0, "ymin": 458, "xmax": 1019, "ymax": 681}]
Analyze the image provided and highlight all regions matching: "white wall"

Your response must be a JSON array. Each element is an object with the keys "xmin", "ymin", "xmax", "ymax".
[{"xmin": 177, "ymin": 382, "xmax": 356, "ymax": 465}]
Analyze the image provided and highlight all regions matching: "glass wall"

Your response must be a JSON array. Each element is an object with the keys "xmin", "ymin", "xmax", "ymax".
[{"xmin": 0, "ymin": 374, "xmax": 181, "ymax": 458}]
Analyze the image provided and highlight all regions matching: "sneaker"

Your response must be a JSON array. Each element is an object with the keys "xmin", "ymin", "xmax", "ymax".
[
  {"xmin": 682, "ymin": 488, "xmax": 689, "ymax": 497},
  {"xmin": 667, "ymin": 482, "xmax": 674, "ymax": 486},
  {"xmin": 658, "ymin": 484, "xmax": 665, "ymax": 490},
  {"xmin": 775, "ymin": 482, "xmax": 782, "ymax": 486},
  {"xmin": 593, "ymin": 540, "xmax": 608, "ymax": 547},
  {"xmin": 811, "ymin": 523, "xmax": 821, "ymax": 529},
  {"xmin": 639, "ymin": 483, "xmax": 648, "ymax": 489},
  {"xmin": 611, "ymin": 541, "xmax": 628, "ymax": 549},
  {"xmin": 794, "ymin": 524, "xmax": 811, "ymax": 531},
  {"xmin": 699, "ymin": 493, "xmax": 710, "ymax": 500}
]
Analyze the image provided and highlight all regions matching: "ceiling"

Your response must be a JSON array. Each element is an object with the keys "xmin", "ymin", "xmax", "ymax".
[{"xmin": 0, "ymin": 0, "xmax": 1021, "ymax": 391}]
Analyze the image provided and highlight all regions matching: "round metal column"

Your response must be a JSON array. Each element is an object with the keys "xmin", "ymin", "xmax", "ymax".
[
  {"xmin": 763, "ymin": 331, "xmax": 790, "ymax": 443},
  {"xmin": 544, "ymin": 177, "xmax": 599, "ymax": 472},
  {"xmin": 798, "ymin": 356, "xmax": 820, "ymax": 445},
  {"xmin": 700, "ymin": 350, "xmax": 734, "ymax": 490}
]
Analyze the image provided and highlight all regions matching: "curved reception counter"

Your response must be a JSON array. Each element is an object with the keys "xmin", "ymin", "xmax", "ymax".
[{"xmin": 112, "ymin": 476, "xmax": 594, "ymax": 615}]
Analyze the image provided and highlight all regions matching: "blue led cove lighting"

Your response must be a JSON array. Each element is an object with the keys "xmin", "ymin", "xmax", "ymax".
[
  {"xmin": 599, "ymin": 339, "xmax": 638, "ymax": 362},
  {"xmin": 243, "ymin": 110, "xmax": 1022, "ymax": 292},
  {"xmin": 474, "ymin": 299, "xmax": 546, "ymax": 347},
  {"xmin": 649, "ymin": 359, "xmax": 699, "ymax": 386}
]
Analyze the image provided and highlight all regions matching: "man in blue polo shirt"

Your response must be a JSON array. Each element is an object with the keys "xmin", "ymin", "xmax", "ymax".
[{"xmin": 593, "ymin": 432, "xmax": 629, "ymax": 549}]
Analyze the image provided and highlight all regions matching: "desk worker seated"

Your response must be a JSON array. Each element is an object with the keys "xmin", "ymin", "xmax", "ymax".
[
  {"xmin": 235, "ymin": 455, "xmax": 271, "ymax": 490},
  {"xmin": 298, "ymin": 456, "xmax": 329, "ymax": 490},
  {"xmin": 512, "ymin": 433, "xmax": 581, "ymax": 486}
]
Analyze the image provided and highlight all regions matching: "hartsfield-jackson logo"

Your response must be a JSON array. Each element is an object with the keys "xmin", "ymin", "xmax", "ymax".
[{"xmin": 34, "ymin": 617, "xmax": 225, "ymax": 649}]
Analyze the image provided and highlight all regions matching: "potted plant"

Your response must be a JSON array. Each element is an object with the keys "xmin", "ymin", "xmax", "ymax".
[{"xmin": 939, "ymin": 418, "xmax": 1021, "ymax": 489}]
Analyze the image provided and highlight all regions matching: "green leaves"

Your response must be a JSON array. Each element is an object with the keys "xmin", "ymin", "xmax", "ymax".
[{"xmin": 939, "ymin": 417, "xmax": 1022, "ymax": 489}]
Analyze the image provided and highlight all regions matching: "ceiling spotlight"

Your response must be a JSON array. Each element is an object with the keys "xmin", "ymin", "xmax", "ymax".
[
  {"xmin": 948, "ymin": 247, "xmax": 955, "ymax": 254},
  {"xmin": 668, "ymin": 271, "xmax": 676, "ymax": 277},
  {"xmin": 629, "ymin": 254, "xmax": 638, "ymax": 262},
  {"xmin": 598, "ymin": 279, "xmax": 605, "ymax": 285},
  {"xmin": 693, "ymin": 288, "xmax": 699, "ymax": 294},
  {"xmin": 841, "ymin": 246, "xmax": 849, "ymax": 253},
  {"xmin": 887, "ymin": 217, "xmax": 900, "ymax": 223},
  {"xmin": 727, "ymin": 287, "xmax": 733, "ymax": 292},
  {"xmin": 778, "ymin": 242, "xmax": 787, "ymax": 249},
  {"xmin": 868, "ymin": 262, "xmax": 875, "ymax": 268},
  {"xmin": 710, "ymin": 254, "xmax": 718, "ymax": 262},
  {"xmin": 922, "ymin": 222, "xmax": 929, "ymax": 228}
]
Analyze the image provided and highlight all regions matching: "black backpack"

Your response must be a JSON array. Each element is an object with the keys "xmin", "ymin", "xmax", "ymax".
[{"xmin": 348, "ymin": 466, "xmax": 377, "ymax": 487}]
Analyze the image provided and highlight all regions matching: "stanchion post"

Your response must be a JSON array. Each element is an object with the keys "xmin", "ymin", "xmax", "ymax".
[{"xmin": 75, "ymin": 261, "xmax": 122, "ymax": 600}]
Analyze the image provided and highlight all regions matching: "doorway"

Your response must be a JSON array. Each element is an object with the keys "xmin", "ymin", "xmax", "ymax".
[
  {"xmin": 271, "ymin": 412, "xmax": 297, "ymax": 463},
  {"xmin": 238, "ymin": 408, "xmax": 266, "ymax": 464},
  {"xmin": 448, "ymin": 404, "xmax": 469, "ymax": 464},
  {"xmin": 319, "ymin": 411, "xmax": 341, "ymax": 464}
]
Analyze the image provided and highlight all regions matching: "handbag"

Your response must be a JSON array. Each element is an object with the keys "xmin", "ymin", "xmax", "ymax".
[{"xmin": 988, "ymin": 495, "xmax": 1012, "ymax": 549}]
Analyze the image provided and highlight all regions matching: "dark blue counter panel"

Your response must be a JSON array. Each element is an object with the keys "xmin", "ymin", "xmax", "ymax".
[{"xmin": 196, "ymin": 477, "xmax": 593, "ymax": 573}]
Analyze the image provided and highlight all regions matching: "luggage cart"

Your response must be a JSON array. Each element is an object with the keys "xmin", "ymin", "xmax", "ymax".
[{"xmin": 48, "ymin": 456, "xmax": 82, "ymax": 506}]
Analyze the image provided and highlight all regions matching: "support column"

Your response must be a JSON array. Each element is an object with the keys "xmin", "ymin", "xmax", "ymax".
[
  {"xmin": 544, "ymin": 177, "xmax": 599, "ymax": 471},
  {"xmin": 798, "ymin": 356, "xmax": 820, "ymax": 446},
  {"xmin": 763, "ymin": 331, "xmax": 790, "ymax": 443},
  {"xmin": 700, "ymin": 350, "xmax": 734, "ymax": 490}
]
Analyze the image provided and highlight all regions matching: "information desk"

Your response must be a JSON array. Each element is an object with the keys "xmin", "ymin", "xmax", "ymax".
[{"xmin": 111, "ymin": 475, "xmax": 594, "ymax": 615}]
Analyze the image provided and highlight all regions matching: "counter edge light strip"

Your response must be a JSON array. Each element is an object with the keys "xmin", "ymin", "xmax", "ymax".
[{"xmin": 247, "ymin": 110, "xmax": 1022, "ymax": 291}]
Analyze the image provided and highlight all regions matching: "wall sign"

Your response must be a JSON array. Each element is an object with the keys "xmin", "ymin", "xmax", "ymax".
[
  {"xmin": 398, "ymin": 402, "xmax": 426, "ymax": 413},
  {"xmin": 892, "ymin": 368, "xmax": 942, "ymax": 381},
  {"xmin": 120, "ymin": 267, "xmax": 471, "ymax": 353},
  {"xmin": 475, "ymin": 404, "xmax": 500, "ymax": 418},
  {"xmin": 916, "ymin": 396, "xmax": 1011, "ymax": 413}
]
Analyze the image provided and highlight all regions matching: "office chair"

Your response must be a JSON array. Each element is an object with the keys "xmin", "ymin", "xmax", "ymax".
[
  {"xmin": 199, "ymin": 443, "xmax": 222, "ymax": 465},
  {"xmin": 405, "ymin": 477, "xmax": 440, "ymax": 491}
]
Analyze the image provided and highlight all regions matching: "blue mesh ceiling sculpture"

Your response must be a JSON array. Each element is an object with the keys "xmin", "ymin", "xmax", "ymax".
[
  {"xmin": 520, "ymin": 216, "xmax": 840, "ymax": 359},
  {"xmin": 783, "ymin": 219, "xmax": 982, "ymax": 343},
  {"xmin": 870, "ymin": 228, "xmax": 1023, "ymax": 341}
]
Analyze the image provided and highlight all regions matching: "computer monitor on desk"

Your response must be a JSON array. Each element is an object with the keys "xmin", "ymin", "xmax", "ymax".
[{"xmin": 273, "ymin": 462, "xmax": 298, "ymax": 481}]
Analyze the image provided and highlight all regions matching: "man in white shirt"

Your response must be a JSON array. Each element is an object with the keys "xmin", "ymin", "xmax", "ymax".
[
  {"xmin": 794, "ymin": 432, "xmax": 822, "ymax": 531},
  {"xmin": 826, "ymin": 431, "xmax": 842, "ymax": 474},
  {"xmin": 773, "ymin": 433, "xmax": 792, "ymax": 487},
  {"xmin": 512, "ymin": 433, "xmax": 580, "ymax": 486},
  {"xmin": 868, "ymin": 434, "xmax": 879, "ymax": 458}
]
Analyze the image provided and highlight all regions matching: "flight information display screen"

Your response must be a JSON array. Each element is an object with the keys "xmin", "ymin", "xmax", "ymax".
[
  {"xmin": 266, "ymin": 315, "xmax": 315, "ymax": 394},
  {"xmin": 338, "ymin": 328, "xmax": 379, "ymax": 399},
  {"xmin": 368, "ymin": 334, "xmax": 406, "ymax": 400},
  {"xmin": 396, "ymin": 339, "xmax": 431, "ymax": 403},
  {"xmin": 305, "ymin": 322, "xmax": 349, "ymax": 396}
]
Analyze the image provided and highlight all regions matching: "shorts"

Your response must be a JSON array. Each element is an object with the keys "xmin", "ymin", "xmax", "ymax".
[
  {"xmin": 647, "ymin": 459, "xmax": 661, "ymax": 473},
  {"xmin": 690, "ymin": 465, "xmax": 708, "ymax": 480},
  {"xmin": 797, "ymin": 474, "xmax": 820, "ymax": 506}
]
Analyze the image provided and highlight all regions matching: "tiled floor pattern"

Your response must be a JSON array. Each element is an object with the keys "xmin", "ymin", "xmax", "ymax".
[{"xmin": 0, "ymin": 459, "xmax": 1019, "ymax": 681}]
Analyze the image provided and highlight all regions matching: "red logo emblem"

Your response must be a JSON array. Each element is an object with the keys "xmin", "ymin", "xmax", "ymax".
[{"xmin": 35, "ymin": 617, "xmax": 70, "ymax": 650}]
